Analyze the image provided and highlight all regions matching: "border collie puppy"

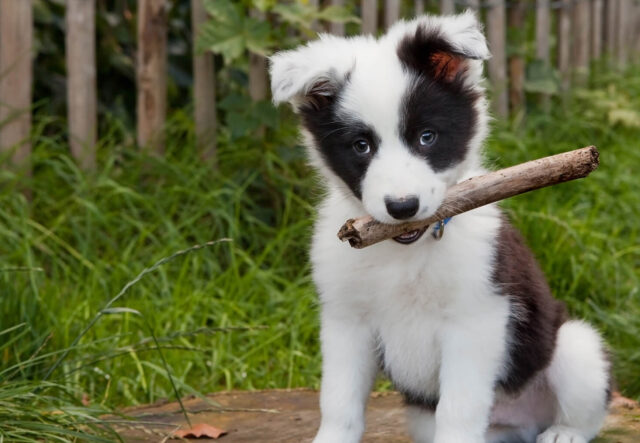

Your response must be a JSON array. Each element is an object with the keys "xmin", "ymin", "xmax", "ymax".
[{"xmin": 270, "ymin": 12, "xmax": 610, "ymax": 443}]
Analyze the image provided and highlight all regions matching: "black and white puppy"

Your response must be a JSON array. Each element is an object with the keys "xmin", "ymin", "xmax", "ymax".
[{"xmin": 270, "ymin": 12, "xmax": 610, "ymax": 443}]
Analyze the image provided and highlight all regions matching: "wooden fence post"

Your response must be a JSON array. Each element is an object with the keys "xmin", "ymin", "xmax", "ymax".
[
  {"xmin": 535, "ymin": 0, "xmax": 551, "ymax": 106},
  {"xmin": 535, "ymin": 0, "xmax": 551, "ymax": 63},
  {"xmin": 591, "ymin": 0, "xmax": 603, "ymax": 60},
  {"xmin": 66, "ymin": 0, "xmax": 97, "ymax": 171},
  {"xmin": 617, "ymin": 0, "xmax": 628, "ymax": 68},
  {"xmin": 466, "ymin": 0, "xmax": 480, "ymax": 10},
  {"xmin": 137, "ymin": 0, "xmax": 167, "ymax": 153},
  {"xmin": 604, "ymin": 0, "xmax": 618, "ymax": 57},
  {"xmin": 384, "ymin": 0, "xmax": 400, "ymax": 30},
  {"xmin": 557, "ymin": 0, "xmax": 572, "ymax": 91},
  {"xmin": 486, "ymin": 0, "xmax": 508, "ymax": 118},
  {"xmin": 309, "ymin": 0, "xmax": 321, "ymax": 32},
  {"xmin": 330, "ymin": 0, "xmax": 346, "ymax": 35},
  {"xmin": 191, "ymin": 0, "xmax": 217, "ymax": 164},
  {"xmin": 248, "ymin": 9, "xmax": 268, "ymax": 102},
  {"xmin": 0, "ymin": 0, "xmax": 33, "ymax": 171},
  {"xmin": 635, "ymin": 2, "xmax": 640, "ymax": 57},
  {"xmin": 508, "ymin": 0, "xmax": 527, "ymax": 114},
  {"xmin": 361, "ymin": 0, "xmax": 378, "ymax": 34},
  {"xmin": 415, "ymin": 0, "xmax": 425, "ymax": 15},
  {"xmin": 572, "ymin": 0, "xmax": 591, "ymax": 83},
  {"xmin": 440, "ymin": 0, "xmax": 455, "ymax": 15}
]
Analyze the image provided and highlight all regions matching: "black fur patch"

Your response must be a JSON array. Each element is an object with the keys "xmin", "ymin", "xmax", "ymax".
[
  {"xmin": 401, "ymin": 389, "xmax": 439, "ymax": 411},
  {"xmin": 603, "ymin": 348, "xmax": 614, "ymax": 405},
  {"xmin": 397, "ymin": 25, "xmax": 480, "ymax": 171},
  {"xmin": 298, "ymin": 86, "xmax": 380, "ymax": 199},
  {"xmin": 493, "ymin": 217, "xmax": 568, "ymax": 393}
]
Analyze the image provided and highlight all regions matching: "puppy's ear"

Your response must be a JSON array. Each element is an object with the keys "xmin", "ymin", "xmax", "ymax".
[
  {"xmin": 270, "ymin": 35, "xmax": 354, "ymax": 111},
  {"xmin": 396, "ymin": 11, "xmax": 490, "ymax": 84}
]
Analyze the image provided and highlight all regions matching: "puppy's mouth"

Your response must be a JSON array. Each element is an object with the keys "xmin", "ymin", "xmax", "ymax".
[{"xmin": 393, "ymin": 226, "xmax": 428, "ymax": 245}]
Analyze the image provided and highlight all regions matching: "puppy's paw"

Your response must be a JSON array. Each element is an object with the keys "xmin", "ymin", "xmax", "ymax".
[
  {"xmin": 536, "ymin": 426, "xmax": 587, "ymax": 443},
  {"xmin": 312, "ymin": 425, "xmax": 362, "ymax": 443}
]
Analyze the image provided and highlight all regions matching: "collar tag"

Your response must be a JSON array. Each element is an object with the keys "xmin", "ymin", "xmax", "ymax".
[{"xmin": 431, "ymin": 217, "xmax": 452, "ymax": 240}]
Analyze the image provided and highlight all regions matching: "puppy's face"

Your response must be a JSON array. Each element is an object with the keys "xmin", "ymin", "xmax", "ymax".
[{"xmin": 271, "ymin": 13, "xmax": 490, "ymax": 226}]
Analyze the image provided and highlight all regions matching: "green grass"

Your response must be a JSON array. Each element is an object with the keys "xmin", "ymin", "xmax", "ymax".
[{"xmin": 1, "ymin": 67, "xmax": 640, "ymax": 440}]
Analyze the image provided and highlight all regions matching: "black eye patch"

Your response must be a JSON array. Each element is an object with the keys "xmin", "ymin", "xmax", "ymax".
[
  {"xmin": 399, "ymin": 77, "xmax": 479, "ymax": 172},
  {"xmin": 299, "ymin": 95, "xmax": 380, "ymax": 200}
]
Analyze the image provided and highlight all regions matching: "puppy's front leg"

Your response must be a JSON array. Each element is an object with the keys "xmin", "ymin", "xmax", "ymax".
[
  {"xmin": 434, "ymin": 311, "xmax": 508, "ymax": 443},
  {"xmin": 313, "ymin": 307, "xmax": 377, "ymax": 443}
]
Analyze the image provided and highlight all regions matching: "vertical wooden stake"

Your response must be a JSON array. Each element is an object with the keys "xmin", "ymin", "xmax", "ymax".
[
  {"xmin": 557, "ymin": 0, "xmax": 572, "ymax": 92},
  {"xmin": 440, "ymin": 0, "xmax": 455, "ymax": 15},
  {"xmin": 384, "ymin": 0, "xmax": 400, "ymax": 30},
  {"xmin": 248, "ymin": 9, "xmax": 268, "ymax": 102},
  {"xmin": 635, "ymin": 2, "xmax": 640, "ymax": 57},
  {"xmin": 604, "ymin": 0, "xmax": 618, "ymax": 57},
  {"xmin": 508, "ymin": 0, "xmax": 526, "ymax": 115},
  {"xmin": 191, "ymin": 0, "xmax": 217, "ymax": 164},
  {"xmin": 535, "ymin": 0, "xmax": 551, "ymax": 106},
  {"xmin": 0, "ymin": 0, "xmax": 33, "ymax": 172},
  {"xmin": 466, "ymin": 0, "xmax": 480, "ymax": 10},
  {"xmin": 616, "ymin": 0, "xmax": 628, "ymax": 68},
  {"xmin": 361, "ymin": 0, "xmax": 378, "ymax": 35},
  {"xmin": 572, "ymin": 0, "xmax": 591, "ymax": 84},
  {"xmin": 486, "ymin": 0, "xmax": 508, "ymax": 118},
  {"xmin": 309, "ymin": 0, "xmax": 321, "ymax": 32},
  {"xmin": 66, "ymin": 0, "xmax": 97, "ymax": 171},
  {"xmin": 591, "ymin": 0, "xmax": 603, "ymax": 60},
  {"xmin": 330, "ymin": 0, "xmax": 346, "ymax": 35},
  {"xmin": 415, "ymin": 0, "xmax": 425, "ymax": 16},
  {"xmin": 137, "ymin": 0, "xmax": 167, "ymax": 153}
]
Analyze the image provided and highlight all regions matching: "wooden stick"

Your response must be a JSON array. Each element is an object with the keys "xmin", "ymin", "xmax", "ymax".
[{"xmin": 338, "ymin": 146, "xmax": 600, "ymax": 249}]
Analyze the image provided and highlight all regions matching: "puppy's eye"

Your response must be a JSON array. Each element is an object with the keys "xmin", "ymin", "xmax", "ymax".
[
  {"xmin": 353, "ymin": 139, "xmax": 371, "ymax": 155},
  {"xmin": 419, "ymin": 130, "xmax": 437, "ymax": 147}
]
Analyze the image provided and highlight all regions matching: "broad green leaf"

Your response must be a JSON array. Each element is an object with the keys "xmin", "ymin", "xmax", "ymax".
[
  {"xmin": 272, "ymin": 3, "xmax": 317, "ymax": 29},
  {"xmin": 316, "ymin": 5, "xmax": 360, "ymax": 24}
]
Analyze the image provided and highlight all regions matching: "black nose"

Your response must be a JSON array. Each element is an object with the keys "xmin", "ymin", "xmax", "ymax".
[{"xmin": 384, "ymin": 196, "xmax": 419, "ymax": 220}]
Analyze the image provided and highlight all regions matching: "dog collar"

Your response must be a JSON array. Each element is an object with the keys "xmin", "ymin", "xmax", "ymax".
[{"xmin": 431, "ymin": 217, "xmax": 452, "ymax": 240}]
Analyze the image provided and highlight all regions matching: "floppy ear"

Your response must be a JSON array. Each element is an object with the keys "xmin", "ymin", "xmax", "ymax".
[
  {"xmin": 269, "ymin": 35, "xmax": 355, "ymax": 111},
  {"xmin": 395, "ymin": 11, "xmax": 490, "ymax": 84}
]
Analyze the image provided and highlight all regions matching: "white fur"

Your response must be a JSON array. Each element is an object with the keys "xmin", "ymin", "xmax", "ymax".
[{"xmin": 270, "ymin": 12, "xmax": 610, "ymax": 443}]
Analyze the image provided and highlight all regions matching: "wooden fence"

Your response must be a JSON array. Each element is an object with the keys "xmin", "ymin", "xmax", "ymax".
[{"xmin": 1, "ymin": 0, "xmax": 639, "ymax": 174}]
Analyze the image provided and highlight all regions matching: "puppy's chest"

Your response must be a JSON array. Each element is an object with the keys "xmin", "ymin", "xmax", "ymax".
[{"xmin": 376, "ymin": 306, "xmax": 443, "ymax": 397}]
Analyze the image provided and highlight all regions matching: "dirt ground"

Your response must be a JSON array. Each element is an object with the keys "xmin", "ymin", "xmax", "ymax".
[{"xmin": 114, "ymin": 389, "xmax": 640, "ymax": 442}]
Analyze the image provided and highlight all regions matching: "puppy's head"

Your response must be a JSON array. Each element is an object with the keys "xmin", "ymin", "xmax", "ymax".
[{"xmin": 271, "ymin": 12, "xmax": 490, "ymax": 225}]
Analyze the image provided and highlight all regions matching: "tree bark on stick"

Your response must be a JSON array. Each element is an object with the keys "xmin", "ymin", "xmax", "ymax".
[
  {"xmin": 66, "ymin": 0, "xmax": 97, "ymax": 171},
  {"xmin": 137, "ymin": 0, "xmax": 167, "ymax": 153},
  {"xmin": 338, "ymin": 146, "xmax": 600, "ymax": 249},
  {"xmin": 0, "ymin": 0, "xmax": 33, "ymax": 172}
]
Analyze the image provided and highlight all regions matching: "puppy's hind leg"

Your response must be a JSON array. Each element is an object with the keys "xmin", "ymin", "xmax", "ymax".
[
  {"xmin": 537, "ymin": 320, "xmax": 611, "ymax": 443},
  {"xmin": 407, "ymin": 405, "xmax": 436, "ymax": 443}
]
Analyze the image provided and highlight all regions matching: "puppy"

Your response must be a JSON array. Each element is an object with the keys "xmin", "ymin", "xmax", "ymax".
[{"xmin": 270, "ymin": 12, "xmax": 611, "ymax": 443}]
